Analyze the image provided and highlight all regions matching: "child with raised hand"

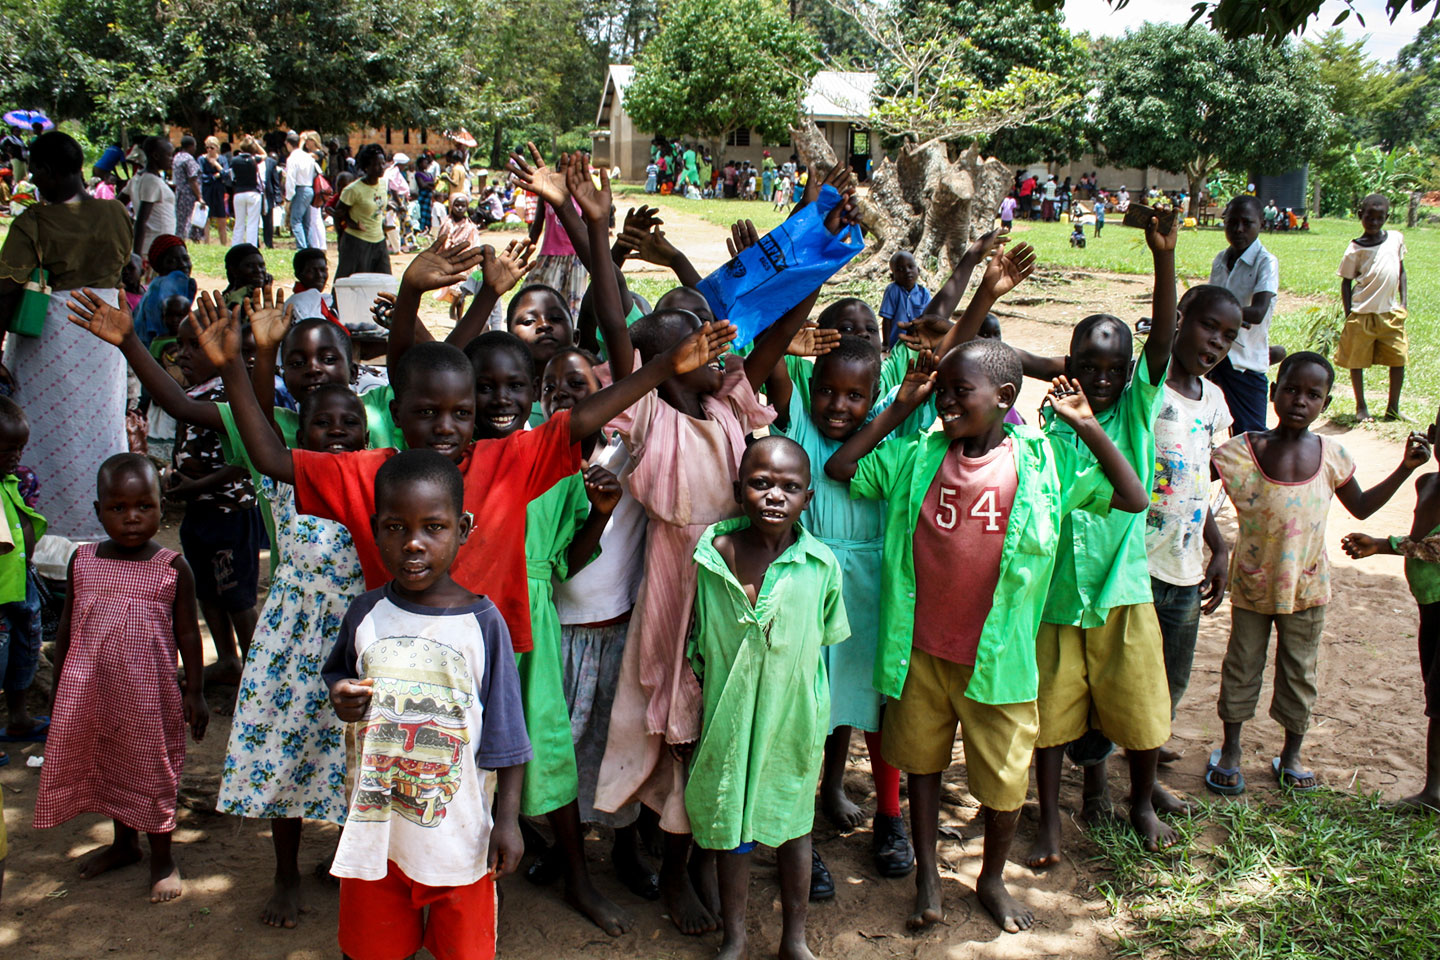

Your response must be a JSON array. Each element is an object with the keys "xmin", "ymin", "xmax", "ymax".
[
  {"xmin": 1342, "ymin": 407, "xmax": 1440, "ymax": 814},
  {"xmin": 1335, "ymin": 193, "xmax": 1408, "ymax": 422},
  {"xmin": 200, "ymin": 273, "xmax": 737, "ymax": 935},
  {"xmin": 1146, "ymin": 284, "xmax": 1243, "ymax": 761},
  {"xmin": 591, "ymin": 178, "xmax": 860, "ymax": 937},
  {"xmin": 321, "ymin": 450, "xmax": 531, "ymax": 960},
  {"xmin": 993, "ymin": 217, "xmax": 1184, "ymax": 865},
  {"xmin": 35, "ymin": 454, "xmax": 208, "ymax": 904},
  {"xmin": 687, "ymin": 436, "xmax": 849, "ymax": 960},
  {"xmin": 1207, "ymin": 352, "xmax": 1428, "ymax": 796},
  {"xmin": 825, "ymin": 342, "xmax": 1148, "ymax": 934},
  {"xmin": 215, "ymin": 382, "xmax": 369, "ymax": 929}
]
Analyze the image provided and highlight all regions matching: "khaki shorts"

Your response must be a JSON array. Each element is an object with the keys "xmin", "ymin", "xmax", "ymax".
[
  {"xmin": 1335, "ymin": 307, "xmax": 1408, "ymax": 369},
  {"xmin": 1036, "ymin": 603, "xmax": 1171, "ymax": 751},
  {"xmin": 882, "ymin": 648, "xmax": 1037, "ymax": 811}
]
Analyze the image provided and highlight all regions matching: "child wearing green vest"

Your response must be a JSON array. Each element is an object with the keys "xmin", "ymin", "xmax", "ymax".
[{"xmin": 826, "ymin": 339, "xmax": 1148, "ymax": 935}]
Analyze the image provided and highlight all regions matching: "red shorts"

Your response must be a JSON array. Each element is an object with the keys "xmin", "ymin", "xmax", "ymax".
[{"xmin": 338, "ymin": 861, "xmax": 496, "ymax": 960}]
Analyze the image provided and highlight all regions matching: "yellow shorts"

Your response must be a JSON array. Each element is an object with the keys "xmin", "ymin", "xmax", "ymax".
[
  {"xmin": 1036, "ymin": 603, "xmax": 1171, "ymax": 751},
  {"xmin": 882, "ymin": 648, "xmax": 1037, "ymax": 811},
  {"xmin": 1335, "ymin": 307, "xmax": 1408, "ymax": 368}
]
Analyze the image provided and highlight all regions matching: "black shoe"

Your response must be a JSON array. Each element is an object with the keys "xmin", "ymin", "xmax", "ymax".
[
  {"xmin": 871, "ymin": 814, "xmax": 915, "ymax": 878},
  {"xmin": 809, "ymin": 847, "xmax": 835, "ymax": 901}
]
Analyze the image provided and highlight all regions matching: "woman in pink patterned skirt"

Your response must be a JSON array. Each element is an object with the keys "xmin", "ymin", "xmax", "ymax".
[{"xmin": 34, "ymin": 455, "xmax": 208, "ymax": 903}]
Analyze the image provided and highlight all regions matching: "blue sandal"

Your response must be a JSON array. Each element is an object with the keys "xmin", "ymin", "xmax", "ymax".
[
  {"xmin": 1204, "ymin": 749, "xmax": 1245, "ymax": 796},
  {"xmin": 1272, "ymin": 757, "xmax": 1319, "ymax": 792},
  {"xmin": 0, "ymin": 716, "xmax": 50, "ymax": 742}
]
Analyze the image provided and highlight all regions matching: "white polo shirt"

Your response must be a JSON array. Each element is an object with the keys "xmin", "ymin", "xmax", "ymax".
[{"xmin": 1209, "ymin": 239, "xmax": 1279, "ymax": 375}]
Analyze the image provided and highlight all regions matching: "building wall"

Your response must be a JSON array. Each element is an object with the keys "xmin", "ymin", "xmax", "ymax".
[
  {"xmin": 166, "ymin": 126, "xmax": 464, "ymax": 159},
  {"xmin": 1019, "ymin": 154, "xmax": 1190, "ymax": 193}
]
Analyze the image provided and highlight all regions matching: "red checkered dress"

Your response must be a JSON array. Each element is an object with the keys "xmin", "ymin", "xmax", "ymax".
[{"xmin": 35, "ymin": 545, "xmax": 186, "ymax": 834}]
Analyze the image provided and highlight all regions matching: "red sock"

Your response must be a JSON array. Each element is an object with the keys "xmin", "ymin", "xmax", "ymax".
[{"xmin": 865, "ymin": 730, "xmax": 902, "ymax": 818}]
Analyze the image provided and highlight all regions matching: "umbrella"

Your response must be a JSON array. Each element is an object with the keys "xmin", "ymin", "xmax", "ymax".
[
  {"xmin": 3, "ymin": 109, "xmax": 53, "ymax": 130},
  {"xmin": 447, "ymin": 128, "xmax": 477, "ymax": 149}
]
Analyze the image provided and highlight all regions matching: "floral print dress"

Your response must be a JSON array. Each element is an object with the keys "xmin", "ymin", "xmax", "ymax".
[{"xmin": 217, "ymin": 478, "xmax": 364, "ymax": 823}]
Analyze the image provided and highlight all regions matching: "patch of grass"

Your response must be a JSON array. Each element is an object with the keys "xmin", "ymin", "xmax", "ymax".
[
  {"xmin": 1085, "ymin": 791, "xmax": 1440, "ymax": 959},
  {"xmin": 1010, "ymin": 218, "xmax": 1440, "ymax": 424},
  {"xmin": 612, "ymin": 183, "xmax": 787, "ymax": 236}
]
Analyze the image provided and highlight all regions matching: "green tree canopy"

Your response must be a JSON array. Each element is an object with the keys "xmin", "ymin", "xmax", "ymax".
[
  {"xmin": 1090, "ymin": 23, "xmax": 1332, "ymax": 201},
  {"xmin": 1033, "ymin": 0, "xmax": 1438, "ymax": 45},
  {"xmin": 623, "ymin": 0, "xmax": 819, "ymax": 162}
]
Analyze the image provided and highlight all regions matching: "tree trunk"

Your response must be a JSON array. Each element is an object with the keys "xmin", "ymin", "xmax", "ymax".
[
  {"xmin": 1408, "ymin": 189, "xmax": 1421, "ymax": 228},
  {"xmin": 790, "ymin": 119, "xmax": 1008, "ymax": 282}
]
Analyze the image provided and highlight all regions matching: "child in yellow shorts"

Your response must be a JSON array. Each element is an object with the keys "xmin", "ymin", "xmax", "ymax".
[{"xmin": 1336, "ymin": 193, "xmax": 1408, "ymax": 422}]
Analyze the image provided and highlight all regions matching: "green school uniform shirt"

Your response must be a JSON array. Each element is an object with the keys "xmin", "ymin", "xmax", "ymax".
[
  {"xmin": 849, "ymin": 424, "xmax": 1113, "ymax": 705},
  {"xmin": 215, "ymin": 388, "xmax": 400, "ymax": 549},
  {"xmin": 783, "ymin": 353, "xmax": 936, "ymax": 437},
  {"xmin": 684, "ymin": 517, "xmax": 849, "ymax": 850},
  {"xmin": 1041, "ymin": 357, "xmax": 1166, "ymax": 628},
  {"xmin": 1393, "ymin": 523, "xmax": 1440, "ymax": 606},
  {"xmin": 0, "ymin": 479, "xmax": 45, "ymax": 605},
  {"xmin": 515, "ymin": 472, "xmax": 589, "ymax": 817}
]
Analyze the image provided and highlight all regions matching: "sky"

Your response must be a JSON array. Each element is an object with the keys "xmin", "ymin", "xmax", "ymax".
[{"xmin": 1060, "ymin": 0, "xmax": 1435, "ymax": 62}]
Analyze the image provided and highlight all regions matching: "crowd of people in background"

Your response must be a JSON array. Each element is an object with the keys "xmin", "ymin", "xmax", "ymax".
[{"xmin": 643, "ymin": 135, "xmax": 810, "ymax": 204}]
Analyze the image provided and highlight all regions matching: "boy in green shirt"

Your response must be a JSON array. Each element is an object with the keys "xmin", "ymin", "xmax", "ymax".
[
  {"xmin": 826, "ymin": 340, "xmax": 1148, "ymax": 934},
  {"xmin": 686, "ymin": 436, "xmax": 849, "ymax": 960},
  {"xmin": 1013, "ymin": 217, "xmax": 1183, "ymax": 866}
]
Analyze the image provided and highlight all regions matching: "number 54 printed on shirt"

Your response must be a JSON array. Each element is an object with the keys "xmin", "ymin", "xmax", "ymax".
[{"xmin": 935, "ymin": 486, "xmax": 1005, "ymax": 532}]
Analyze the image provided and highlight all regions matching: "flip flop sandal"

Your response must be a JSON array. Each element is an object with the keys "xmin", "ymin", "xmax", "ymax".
[
  {"xmin": 0, "ymin": 752, "xmax": 9, "ymax": 768},
  {"xmin": 0, "ymin": 715, "xmax": 50, "ymax": 742},
  {"xmin": 1272, "ymin": 757, "xmax": 1319, "ymax": 793},
  {"xmin": 1204, "ymin": 748, "xmax": 1245, "ymax": 796}
]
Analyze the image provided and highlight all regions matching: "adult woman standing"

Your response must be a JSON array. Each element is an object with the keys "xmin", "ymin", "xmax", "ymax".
[
  {"xmin": 172, "ymin": 136, "xmax": 203, "ymax": 242},
  {"xmin": 301, "ymin": 132, "xmax": 329, "ymax": 253},
  {"xmin": 0, "ymin": 132, "xmax": 132, "ymax": 541},
  {"xmin": 334, "ymin": 144, "xmax": 390, "ymax": 279},
  {"xmin": 229, "ymin": 136, "xmax": 265, "ymax": 248},
  {"xmin": 127, "ymin": 136, "xmax": 177, "ymax": 263},
  {"xmin": 446, "ymin": 150, "xmax": 469, "ymax": 199},
  {"xmin": 200, "ymin": 136, "xmax": 230, "ymax": 245}
]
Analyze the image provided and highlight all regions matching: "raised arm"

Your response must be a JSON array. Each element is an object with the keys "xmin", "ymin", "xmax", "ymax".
[
  {"xmin": 1335, "ymin": 432, "xmax": 1429, "ymax": 520},
  {"xmin": 826, "ymin": 353, "xmax": 935, "ymax": 483},
  {"xmin": 1046, "ymin": 375, "xmax": 1147, "ymax": 512},
  {"xmin": 66, "ymin": 290, "xmax": 223, "ymax": 431},
  {"xmin": 568, "ymin": 320, "xmax": 737, "ymax": 441},
  {"xmin": 565, "ymin": 155, "xmax": 632, "ymax": 376},
  {"xmin": 192, "ymin": 291, "xmax": 296, "ymax": 484},
  {"xmin": 507, "ymin": 143, "xmax": 593, "ymax": 264},
  {"xmin": 1142, "ymin": 215, "xmax": 1179, "ymax": 385},
  {"xmin": 615, "ymin": 222, "xmax": 704, "ymax": 289},
  {"xmin": 445, "ymin": 239, "xmax": 536, "ymax": 348},
  {"xmin": 924, "ymin": 229, "xmax": 1004, "ymax": 324},
  {"xmin": 932, "ymin": 242, "xmax": 1039, "ymax": 360},
  {"xmin": 386, "ymin": 238, "xmax": 487, "ymax": 368},
  {"xmin": 244, "ymin": 284, "xmax": 290, "ymax": 432}
]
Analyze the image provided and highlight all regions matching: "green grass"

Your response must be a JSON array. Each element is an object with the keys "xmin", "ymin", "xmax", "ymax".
[
  {"xmin": 1009, "ymin": 218, "xmax": 1440, "ymax": 425},
  {"xmin": 612, "ymin": 182, "xmax": 788, "ymax": 236},
  {"xmin": 1085, "ymin": 791, "xmax": 1440, "ymax": 960}
]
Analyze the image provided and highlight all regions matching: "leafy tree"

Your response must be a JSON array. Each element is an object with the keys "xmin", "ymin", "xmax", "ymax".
[
  {"xmin": 624, "ymin": 0, "xmax": 820, "ymax": 164},
  {"xmin": 1375, "ymin": 20, "xmax": 1440, "ymax": 157},
  {"xmin": 1031, "ymin": 0, "xmax": 1438, "ymax": 45},
  {"xmin": 1091, "ymin": 23, "xmax": 1332, "ymax": 203}
]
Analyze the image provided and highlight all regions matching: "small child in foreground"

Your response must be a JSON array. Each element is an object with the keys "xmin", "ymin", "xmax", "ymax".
[
  {"xmin": 1335, "ymin": 193, "xmax": 1408, "ymax": 422},
  {"xmin": 35, "ymin": 454, "xmax": 208, "ymax": 903},
  {"xmin": 826, "ymin": 340, "xmax": 1149, "ymax": 934},
  {"xmin": 323, "ymin": 450, "xmax": 531, "ymax": 960},
  {"xmin": 1341, "ymin": 404, "xmax": 1440, "ymax": 815},
  {"xmin": 686, "ymin": 436, "xmax": 848, "ymax": 960},
  {"xmin": 1206, "ymin": 353, "xmax": 1427, "ymax": 795}
]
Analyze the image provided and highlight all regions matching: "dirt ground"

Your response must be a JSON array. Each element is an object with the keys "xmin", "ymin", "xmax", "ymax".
[{"xmin": 0, "ymin": 209, "xmax": 1432, "ymax": 959}]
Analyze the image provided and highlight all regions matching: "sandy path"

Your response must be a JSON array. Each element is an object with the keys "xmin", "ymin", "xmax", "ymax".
[{"xmin": 1, "ymin": 266, "xmax": 1430, "ymax": 959}]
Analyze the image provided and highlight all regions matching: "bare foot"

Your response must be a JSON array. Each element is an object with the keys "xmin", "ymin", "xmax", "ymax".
[
  {"xmin": 204, "ymin": 659, "xmax": 243, "ymax": 688},
  {"xmin": 717, "ymin": 930, "xmax": 748, "ymax": 960},
  {"xmin": 779, "ymin": 934, "xmax": 817, "ymax": 960},
  {"xmin": 1157, "ymin": 744, "xmax": 1182, "ymax": 764},
  {"xmin": 78, "ymin": 839, "xmax": 143, "ymax": 879},
  {"xmin": 821, "ymin": 783, "xmax": 865, "ymax": 830},
  {"xmin": 1022, "ymin": 819, "xmax": 1061, "ymax": 869},
  {"xmin": 1390, "ymin": 792, "xmax": 1440, "ymax": 815},
  {"xmin": 313, "ymin": 856, "xmax": 339, "ymax": 887},
  {"xmin": 1129, "ymin": 803, "xmax": 1179, "ymax": 853},
  {"xmin": 565, "ymin": 877, "xmax": 631, "ymax": 936},
  {"xmin": 689, "ymin": 847, "xmax": 721, "ymax": 919},
  {"xmin": 262, "ymin": 874, "xmax": 303, "ymax": 928},
  {"xmin": 150, "ymin": 862, "xmax": 183, "ymax": 903},
  {"xmin": 661, "ymin": 870, "xmax": 717, "ymax": 936},
  {"xmin": 1355, "ymin": 406, "xmax": 1374, "ymax": 424},
  {"xmin": 614, "ymin": 839, "xmax": 659, "ymax": 901},
  {"xmin": 906, "ymin": 868, "xmax": 943, "ymax": 930},
  {"xmin": 976, "ymin": 873, "xmax": 1034, "ymax": 934},
  {"xmin": 1151, "ymin": 783, "xmax": 1192, "ymax": 817},
  {"xmin": 1079, "ymin": 790, "xmax": 1121, "ymax": 828}
]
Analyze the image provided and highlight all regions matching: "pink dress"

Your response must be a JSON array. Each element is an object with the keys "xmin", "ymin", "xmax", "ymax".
[
  {"xmin": 35, "ymin": 545, "xmax": 186, "ymax": 834},
  {"xmin": 594, "ymin": 356, "xmax": 774, "ymax": 831}
]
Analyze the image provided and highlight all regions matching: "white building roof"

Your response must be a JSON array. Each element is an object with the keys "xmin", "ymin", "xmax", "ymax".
[{"xmin": 597, "ymin": 65, "xmax": 874, "ymax": 127}]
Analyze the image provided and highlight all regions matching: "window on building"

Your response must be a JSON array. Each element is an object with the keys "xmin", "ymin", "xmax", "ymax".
[
  {"xmin": 403, "ymin": 128, "xmax": 411, "ymax": 144},
  {"xmin": 727, "ymin": 128, "xmax": 751, "ymax": 147},
  {"xmin": 384, "ymin": 126, "xmax": 392, "ymax": 144},
  {"xmin": 421, "ymin": 127, "xmax": 428, "ymax": 144}
]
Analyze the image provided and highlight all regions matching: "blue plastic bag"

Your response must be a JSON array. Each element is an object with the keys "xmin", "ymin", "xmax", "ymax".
[{"xmin": 697, "ymin": 184, "xmax": 864, "ymax": 350}]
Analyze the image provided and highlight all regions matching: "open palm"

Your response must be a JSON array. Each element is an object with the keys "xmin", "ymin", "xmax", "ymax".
[
  {"xmin": 984, "ymin": 242, "xmax": 1037, "ymax": 298},
  {"xmin": 509, "ymin": 142, "xmax": 569, "ymax": 207},
  {"xmin": 245, "ymin": 284, "xmax": 289, "ymax": 350},
  {"xmin": 564, "ymin": 152, "xmax": 610, "ymax": 222},
  {"xmin": 66, "ymin": 289, "xmax": 134, "ymax": 345},
  {"xmin": 670, "ymin": 320, "xmax": 737, "ymax": 374},
  {"xmin": 403, "ymin": 238, "xmax": 485, "ymax": 293},
  {"xmin": 482, "ymin": 239, "xmax": 537, "ymax": 296},
  {"xmin": 194, "ymin": 291, "xmax": 242, "ymax": 369}
]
